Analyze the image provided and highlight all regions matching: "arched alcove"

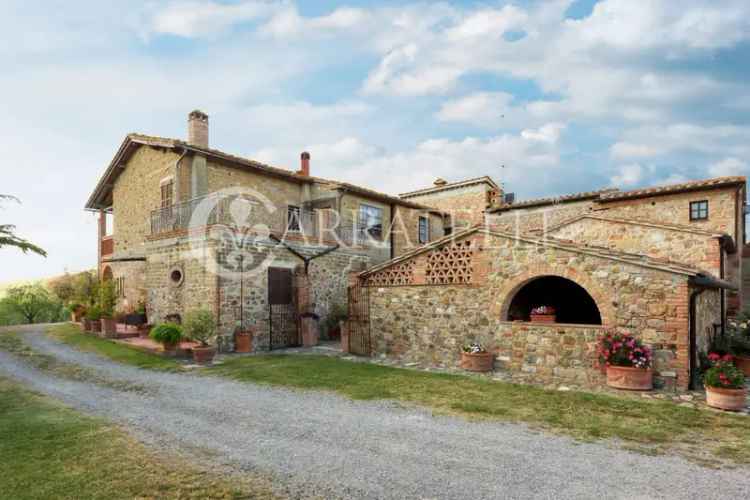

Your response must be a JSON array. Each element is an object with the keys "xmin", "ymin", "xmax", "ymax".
[{"xmin": 506, "ymin": 275, "xmax": 602, "ymax": 325}]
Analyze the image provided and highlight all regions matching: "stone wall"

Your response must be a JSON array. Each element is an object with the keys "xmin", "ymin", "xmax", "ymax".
[
  {"xmin": 549, "ymin": 216, "xmax": 723, "ymax": 277},
  {"xmin": 694, "ymin": 287, "xmax": 721, "ymax": 360},
  {"xmin": 597, "ymin": 187, "xmax": 741, "ymax": 242},
  {"xmin": 366, "ymin": 230, "xmax": 696, "ymax": 389},
  {"xmin": 103, "ymin": 260, "xmax": 146, "ymax": 312},
  {"xmin": 113, "ymin": 146, "xmax": 180, "ymax": 255},
  {"xmin": 403, "ymin": 184, "xmax": 491, "ymax": 229},
  {"xmin": 488, "ymin": 200, "xmax": 595, "ymax": 234}
]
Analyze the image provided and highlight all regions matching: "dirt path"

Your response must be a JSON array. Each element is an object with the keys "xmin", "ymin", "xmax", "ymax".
[{"xmin": 1, "ymin": 327, "xmax": 749, "ymax": 499}]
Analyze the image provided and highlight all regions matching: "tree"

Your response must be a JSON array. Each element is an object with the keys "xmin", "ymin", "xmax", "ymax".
[
  {"xmin": 3, "ymin": 284, "xmax": 56, "ymax": 324},
  {"xmin": 72, "ymin": 271, "xmax": 98, "ymax": 306},
  {"xmin": 0, "ymin": 194, "xmax": 46, "ymax": 256},
  {"xmin": 49, "ymin": 273, "xmax": 76, "ymax": 304}
]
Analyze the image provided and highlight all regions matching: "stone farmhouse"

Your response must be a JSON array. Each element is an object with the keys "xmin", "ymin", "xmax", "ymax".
[
  {"xmin": 85, "ymin": 111, "xmax": 448, "ymax": 350},
  {"xmin": 356, "ymin": 176, "xmax": 746, "ymax": 391},
  {"xmin": 85, "ymin": 109, "xmax": 747, "ymax": 392}
]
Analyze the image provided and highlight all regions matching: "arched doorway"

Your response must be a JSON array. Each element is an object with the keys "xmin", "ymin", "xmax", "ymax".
[
  {"xmin": 102, "ymin": 266, "xmax": 113, "ymax": 281},
  {"xmin": 506, "ymin": 275, "xmax": 602, "ymax": 325}
]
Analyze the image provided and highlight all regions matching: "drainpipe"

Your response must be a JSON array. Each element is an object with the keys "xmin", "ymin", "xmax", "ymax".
[
  {"xmin": 389, "ymin": 203, "xmax": 395, "ymax": 259},
  {"xmin": 720, "ymin": 245, "xmax": 725, "ymax": 336}
]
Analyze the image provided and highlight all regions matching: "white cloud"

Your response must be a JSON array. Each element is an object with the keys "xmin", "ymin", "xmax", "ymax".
[
  {"xmin": 144, "ymin": 0, "xmax": 279, "ymax": 38},
  {"xmin": 610, "ymin": 142, "xmax": 663, "ymax": 160},
  {"xmin": 520, "ymin": 123, "xmax": 565, "ymax": 144},
  {"xmin": 708, "ymin": 157, "xmax": 749, "ymax": 177},
  {"xmin": 610, "ymin": 163, "xmax": 644, "ymax": 186},
  {"xmin": 436, "ymin": 92, "xmax": 516, "ymax": 128}
]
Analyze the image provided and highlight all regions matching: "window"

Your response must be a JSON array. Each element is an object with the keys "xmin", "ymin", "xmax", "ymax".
[
  {"xmin": 359, "ymin": 204, "xmax": 383, "ymax": 239},
  {"xmin": 114, "ymin": 277, "xmax": 125, "ymax": 298},
  {"xmin": 418, "ymin": 216, "xmax": 429, "ymax": 244},
  {"xmin": 690, "ymin": 200, "xmax": 708, "ymax": 221},
  {"xmin": 160, "ymin": 180, "xmax": 173, "ymax": 209},
  {"xmin": 287, "ymin": 205, "xmax": 301, "ymax": 231},
  {"xmin": 444, "ymin": 226, "xmax": 452, "ymax": 236}
]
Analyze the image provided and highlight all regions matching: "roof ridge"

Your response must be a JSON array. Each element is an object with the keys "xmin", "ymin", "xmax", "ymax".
[{"xmin": 399, "ymin": 176, "xmax": 499, "ymax": 198}]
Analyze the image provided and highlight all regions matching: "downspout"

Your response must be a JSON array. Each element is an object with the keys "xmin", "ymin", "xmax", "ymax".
[
  {"xmin": 720, "ymin": 244, "xmax": 725, "ymax": 336},
  {"xmin": 389, "ymin": 203, "xmax": 395, "ymax": 259}
]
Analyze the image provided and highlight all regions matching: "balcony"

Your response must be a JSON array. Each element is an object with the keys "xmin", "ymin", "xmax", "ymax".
[{"xmin": 149, "ymin": 194, "xmax": 383, "ymax": 250}]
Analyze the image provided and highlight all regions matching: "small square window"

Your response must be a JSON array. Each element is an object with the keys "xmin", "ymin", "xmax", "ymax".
[{"xmin": 690, "ymin": 200, "xmax": 708, "ymax": 221}]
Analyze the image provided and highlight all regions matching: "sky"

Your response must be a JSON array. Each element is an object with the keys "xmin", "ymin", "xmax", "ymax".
[{"xmin": 1, "ymin": 0, "xmax": 750, "ymax": 282}]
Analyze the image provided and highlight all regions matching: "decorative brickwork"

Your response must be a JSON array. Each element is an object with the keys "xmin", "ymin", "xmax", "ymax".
[
  {"xmin": 367, "ymin": 260, "xmax": 416, "ymax": 287},
  {"xmin": 425, "ymin": 240, "xmax": 475, "ymax": 285}
]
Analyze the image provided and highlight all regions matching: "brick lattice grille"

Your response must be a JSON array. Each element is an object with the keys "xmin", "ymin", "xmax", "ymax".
[
  {"xmin": 425, "ymin": 240, "xmax": 475, "ymax": 284},
  {"xmin": 368, "ymin": 260, "xmax": 416, "ymax": 286}
]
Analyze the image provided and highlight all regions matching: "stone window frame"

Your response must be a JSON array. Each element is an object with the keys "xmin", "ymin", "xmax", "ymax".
[
  {"xmin": 689, "ymin": 200, "xmax": 708, "ymax": 221},
  {"xmin": 169, "ymin": 265, "xmax": 184, "ymax": 287},
  {"xmin": 418, "ymin": 216, "xmax": 430, "ymax": 244}
]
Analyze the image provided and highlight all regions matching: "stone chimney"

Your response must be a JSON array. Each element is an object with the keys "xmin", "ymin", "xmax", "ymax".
[
  {"xmin": 299, "ymin": 151, "xmax": 310, "ymax": 176},
  {"xmin": 187, "ymin": 110, "xmax": 209, "ymax": 148}
]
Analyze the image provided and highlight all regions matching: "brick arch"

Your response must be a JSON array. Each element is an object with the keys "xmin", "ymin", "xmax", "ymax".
[
  {"xmin": 493, "ymin": 264, "xmax": 616, "ymax": 327},
  {"xmin": 101, "ymin": 265, "xmax": 113, "ymax": 281}
]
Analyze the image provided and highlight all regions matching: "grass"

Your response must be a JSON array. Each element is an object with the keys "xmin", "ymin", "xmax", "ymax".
[
  {"xmin": 47, "ymin": 323, "xmax": 182, "ymax": 371},
  {"xmin": 0, "ymin": 376, "xmax": 279, "ymax": 499},
  {"xmin": 0, "ymin": 332, "xmax": 148, "ymax": 393},
  {"xmin": 44, "ymin": 324, "xmax": 750, "ymax": 465},
  {"xmin": 209, "ymin": 354, "xmax": 750, "ymax": 464}
]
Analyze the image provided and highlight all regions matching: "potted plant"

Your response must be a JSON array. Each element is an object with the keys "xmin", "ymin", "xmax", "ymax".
[
  {"xmin": 87, "ymin": 306, "xmax": 102, "ymax": 334},
  {"xmin": 598, "ymin": 332, "xmax": 653, "ymax": 390},
  {"xmin": 530, "ymin": 305, "xmax": 556, "ymax": 323},
  {"xmin": 460, "ymin": 342, "xmax": 494, "ymax": 372},
  {"xmin": 184, "ymin": 309, "xmax": 217, "ymax": 364},
  {"xmin": 726, "ymin": 317, "xmax": 750, "ymax": 376},
  {"xmin": 234, "ymin": 321, "xmax": 253, "ymax": 353},
  {"xmin": 150, "ymin": 323, "xmax": 183, "ymax": 353},
  {"xmin": 324, "ymin": 303, "xmax": 348, "ymax": 340},
  {"xmin": 704, "ymin": 359, "xmax": 747, "ymax": 411},
  {"xmin": 99, "ymin": 280, "xmax": 117, "ymax": 338}
]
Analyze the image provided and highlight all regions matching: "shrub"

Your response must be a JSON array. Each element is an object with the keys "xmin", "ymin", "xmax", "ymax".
[
  {"xmin": 86, "ymin": 306, "xmax": 102, "ymax": 322},
  {"xmin": 99, "ymin": 280, "xmax": 116, "ymax": 319},
  {"xmin": 323, "ymin": 303, "xmax": 348, "ymax": 335},
  {"xmin": 704, "ymin": 361, "xmax": 745, "ymax": 389},
  {"xmin": 183, "ymin": 310, "xmax": 216, "ymax": 347},
  {"xmin": 149, "ymin": 323, "xmax": 183, "ymax": 345},
  {"xmin": 597, "ymin": 331, "xmax": 652, "ymax": 369}
]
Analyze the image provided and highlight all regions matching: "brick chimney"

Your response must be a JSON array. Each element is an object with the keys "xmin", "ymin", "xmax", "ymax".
[
  {"xmin": 299, "ymin": 151, "xmax": 310, "ymax": 176},
  {"xmin": 187, "ymin": 110, "xmax": 209, "ymax": 148}
]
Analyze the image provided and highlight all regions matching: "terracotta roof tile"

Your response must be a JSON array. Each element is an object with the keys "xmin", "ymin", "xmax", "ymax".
[
  {"xmin": 488, "ymin": 188, "xmax": 618, "ymax": 212},
  {"xmin": 598, "ymin": 176, "xmax": 746, "ymax": 202}
]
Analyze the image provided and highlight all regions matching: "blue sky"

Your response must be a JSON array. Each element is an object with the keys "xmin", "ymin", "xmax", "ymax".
[{"xmin": 2, "ymin": 0, "xmax": 750, "ymax": 281}]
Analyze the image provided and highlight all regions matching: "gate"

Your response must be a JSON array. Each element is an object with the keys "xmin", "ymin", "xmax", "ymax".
[
  {"xmin": 347, "ymin": 280, "xmax": 371, "ymax": 356},
  {"xmin": 268, "ymin": 267, "xmax": 300, "ymax": 349}
]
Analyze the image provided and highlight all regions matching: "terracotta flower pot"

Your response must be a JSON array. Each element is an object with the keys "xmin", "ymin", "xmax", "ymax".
[
  {"xmin": 91, "ymin": 320, "xmax": 101, "ymax": 334},
  {"xmin": 138, "ymin": 324, "xmax": 151, "ymax": 339},
  {"xmin": 706, "ymin": 386, "xmax": 748, "ymax": 411},
  {"xmin": 606, "ymin": 365, "xmax": 653, "ymax": 390},
  {"xmin": 192, "ymin": 346, "xmax": 216, "ymax": 364},
  {"xmin": 530, "ymin": 314, "xmax": 556, "ymax": 323},
  {"xmin": 101, "ymin": 318, "xmax": 117, "ymax": 338},
  {"xmin": 460, "ymin": 351, "xmax": 494, "ymax": 372},
  {"xmin": 734, "ymin": 355, "xmax": 750, "ymax": 377},
  {"xmin": 235, "ymin": 330, "xmax": 252, "ymax": 353},
  {"xmin": 162, "ymin": 341, "xmax": 179, "ymax": 353}
]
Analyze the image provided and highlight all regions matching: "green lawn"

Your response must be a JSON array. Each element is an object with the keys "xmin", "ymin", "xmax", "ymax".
[
  {"xmin": 0, "ymin": 377, "xmax": 279, "ymax": 499},
  {"xmin": 45, "ymin": 323, "xmax": 750, "ymax": 465},
  {"xmin": 47, "ymin": 324, "xmax": 182, "ymax": 371}
]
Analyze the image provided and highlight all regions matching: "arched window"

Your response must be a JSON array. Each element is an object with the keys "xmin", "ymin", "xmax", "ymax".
[
  {"xmin": 506, "ymin": 275, "xmax": 602, "ymax": 325},
  {"xmin": 102, "ymin": 266, "xmax": 113, "ymax": 281}
]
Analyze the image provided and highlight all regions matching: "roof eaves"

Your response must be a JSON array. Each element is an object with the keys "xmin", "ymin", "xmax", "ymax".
[{"xmin": 598, "ymin": 176, "xmax": 746, "ymax": 203}]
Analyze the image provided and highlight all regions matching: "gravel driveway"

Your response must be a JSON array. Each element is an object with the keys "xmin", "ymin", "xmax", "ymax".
[{"xmin": 2, "ymin": 327, "xmax": 749, "ymax": 500}]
